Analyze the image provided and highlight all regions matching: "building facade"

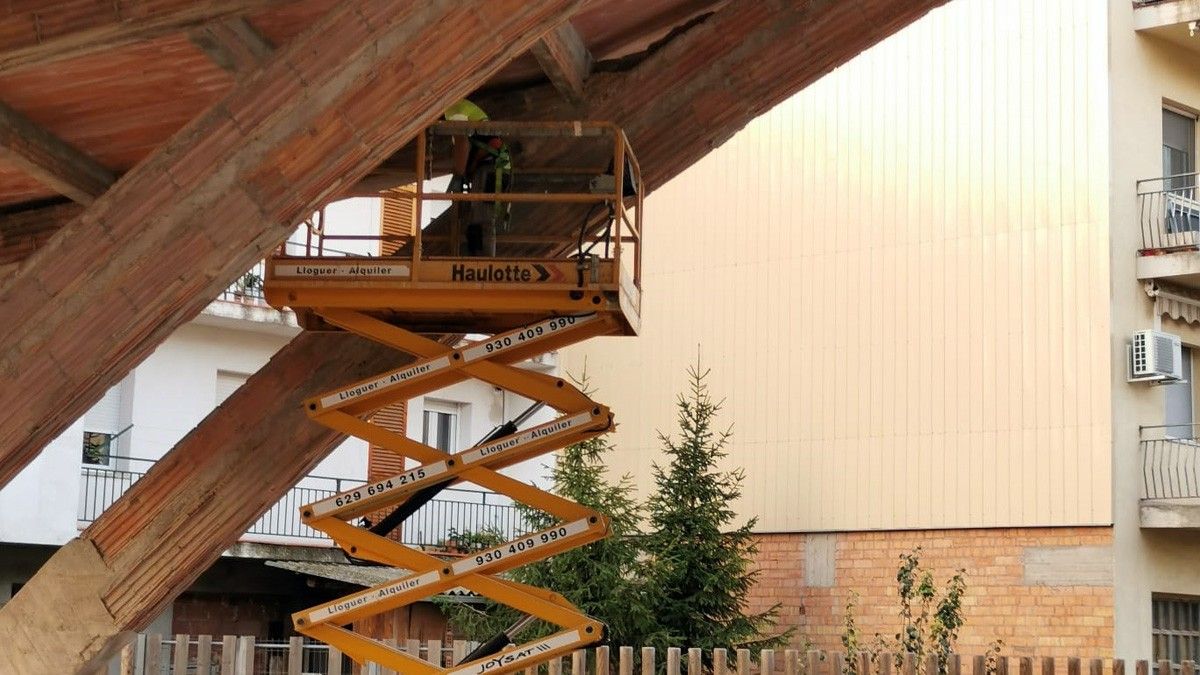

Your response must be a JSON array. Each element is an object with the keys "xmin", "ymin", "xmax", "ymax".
[{"xmin": 563, "ymin": 0, "xmax": 1200, "ymax": 660}]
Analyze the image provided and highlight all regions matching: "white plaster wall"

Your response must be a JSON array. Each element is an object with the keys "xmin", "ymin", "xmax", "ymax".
[{"xmin": 0, "ymin": 418, "xmax": 88, "ymax": 545}]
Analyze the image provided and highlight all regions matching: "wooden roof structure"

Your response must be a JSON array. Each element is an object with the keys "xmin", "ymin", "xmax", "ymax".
[{"xmin": 0, "ymin": 2, "xmax": 949, "ymax": 673}]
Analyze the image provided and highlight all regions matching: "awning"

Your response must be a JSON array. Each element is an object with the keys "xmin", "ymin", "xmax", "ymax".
[{"xmin": 1147, "ymin": 281, "xmax": 1200, "ymax": 324}]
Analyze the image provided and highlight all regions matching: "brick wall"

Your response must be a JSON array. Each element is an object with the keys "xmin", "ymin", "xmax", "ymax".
[{"xmin": 748, "ymin": 527, "xmax": 1114, "ymax": 658}]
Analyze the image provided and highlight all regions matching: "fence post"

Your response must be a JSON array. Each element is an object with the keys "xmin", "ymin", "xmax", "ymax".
[
  {"xmin": 1042, "ymin": 657, "xmax": 1056, "ymax": 675},
  {"xmin": 1068, "ymin": 658, "xmax": 1081, "ymax": 675},
  {"xmin": 429, "ymin": 640, "xmax": 443, "ymax": 668},
  {"xmin": 145, "ymin": 634, "xmax": 163, "ymax": 675},
  {"xmin": 880, "ymin": 654, "xmax": 893, "ymax": 675},
  {"xmin": 809, "ymin": 651, "xmax": 823, "ymax": 675},
  {"xmin": 550, "ymin": 654, "xmax": 564, "ymax": 675},
  {"xmin": 999, "ymin": 657, "xmax": 1010, "ymax": 675},
  {"xmin": 235, "ymin": 636, "xmax": 256, "ymax": 675},
  {"xmin": 1135, "ymin": 660, "xmax": 1148, "ymax": 675},
  {"xmin": 120, "ymin": 641, "xmax": 135, "ymax": 675},
  {"xmin": 329, "ymin": 645, "xmax": 343, "ymax": 675},
  {"xmin": 924, "ymin": 654, "xmax": 938, "ymax": 675},
  {"xmin": 902, "ymin": 654, "xmax": 916, "ymax": 675},
  {"xmin": 407, "ymin": 639, "xmax": 422, "ymax": 660},
  {"xmin": 785, "ymin": 650, "xmax": 798, "ymax": 675},
  {"xmin": 763, "ymin": 650, "xmax": 777, "ymax": 675},
  {"xmin": 714, "ymin": 649, "xmax": 728, "ymax": 675},
  {"xmin": 737, "ymin": 650, "xmax": 752, "ymax": 675},
  {"xmin": 173, "ymin": 634, "xmax": 190, "ymax": 675},
  {"xmin": 668, "ymin": 648, "xmax": 682, "ymax": 675},
  {"xmin": 865, "ymin": 654, "xmax": 876, "ymax": 675},
  {"xmin": 620, "ymin": 647, "xmax": 634, "ymax": 675},
  {"xmin": 973, "ymin": 656, "xmax": 985, "ymax": 675},
  {"xmin": 222, "ymin": 635, "xmax": 237, "ymax": 674},
  {"xmin": 948, "ymin": 654, "xmax": 961, "ymax": 675},
  {"xmin": 689, "ymin": 648, "xmax": 703, "ymax": 675},
  {"xmin": 1159, "ymin": 661, "xmax": 1173, "ymax": 675},
  {"xmin": 598, "ymin": 646, "xmax": 611, "ymax": 675},
  {"xmin": 1092, "ymin": 660, "xmax": 1106, "ymax": 675},
  {"xmin": 833, "ymin": 653, "xmax": 844, "ymax": 675},
  {"xmin": 196, "ymin": 635, "xmax": 212, "ymax": 675},
  {"xmin": 642, "ymin": 647, "xmax": 656, "ymax": 675},
  {"xmin": 1113, "ymin": 661, "xmax": 1125, "ymax": 675},
  {"xmin": 287, "ymin": 636, "xmax": 303, "ymax": 675},
  {"xmin": 576, "ymin": 649, "xmax": 588, "ymax": 675},
  {"xmin": 1182, "ymin": 661, "xmax": 1196, "ymax": 675}
]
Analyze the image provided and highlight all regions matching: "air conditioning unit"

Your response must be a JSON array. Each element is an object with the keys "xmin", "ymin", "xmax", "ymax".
[{"xmin": 1129, "ymin": 329, "xmax": 1184, "ymax": 383}]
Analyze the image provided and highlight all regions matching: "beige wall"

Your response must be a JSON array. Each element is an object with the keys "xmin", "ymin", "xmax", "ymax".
[
  {"xmin": 563, "ymin": 0, "xmax": 1112, "ymax": 531},
  {"xmin": 1108, "ymin": 1, "xmax": 1200, "ymax": 660}
]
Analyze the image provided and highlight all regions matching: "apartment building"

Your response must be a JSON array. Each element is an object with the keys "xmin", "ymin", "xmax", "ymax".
[
  {"xmin": 562, "ymin": 0, "xmax": 1200, "ymax": 661},
  {"xmin": 0, "ymin": 197, "xmax": 554, "ymax": 642}
]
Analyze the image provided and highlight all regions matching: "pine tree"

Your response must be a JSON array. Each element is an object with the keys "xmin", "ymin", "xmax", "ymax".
[
  {"xmin": 440, "ymin": 372, "xmax": 665, "ymax": 648},
  {"xmin": 643, "ymin": 358, "xmax": 792, "ymax": 652}
]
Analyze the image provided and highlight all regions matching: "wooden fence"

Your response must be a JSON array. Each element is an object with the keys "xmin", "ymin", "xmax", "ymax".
[{"xmin": 110, "ymin": 636, "xmax": 1180, "ymax": 675}]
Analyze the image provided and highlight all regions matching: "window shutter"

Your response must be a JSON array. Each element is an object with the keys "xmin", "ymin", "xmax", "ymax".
[
  {"xmin": 379, "ymin": 187, "xmax": 416, "ymax": 256},
  {"xmin": 366, "ymin": 402, "xmax": 408, "ymax": 541},
  {"xmin": 83, "ymin": 384, "xmax": 122, "ymax": 434}
]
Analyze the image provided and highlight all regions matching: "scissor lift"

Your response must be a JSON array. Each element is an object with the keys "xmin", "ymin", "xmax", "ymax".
[{"xmin": 263, "ymin": 121, "xmax": 643, "ymax": 675}]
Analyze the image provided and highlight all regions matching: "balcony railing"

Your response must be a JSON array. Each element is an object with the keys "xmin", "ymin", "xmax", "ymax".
[
  {"xmin": 1138, "ymin": 172, "xmax": 1200, "ymax": 252},
  {"xmin": 1142, "ymin": 427, "xmax": 1200, "ymax": 499},
  {"xmin": 78, "ymin": 456, "xmax": 527, "ymax": 546}
]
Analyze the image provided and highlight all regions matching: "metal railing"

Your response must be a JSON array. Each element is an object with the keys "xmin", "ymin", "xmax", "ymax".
[
  {"xmin": 216, "ymin": 244, "xmax": 364, "ymax": 306},
  {"xmin": 78, "ymin": 455, "xmax": 526, "ymax": 546},
  {"xmin": 1142, "ymin": 425, "xmax": 1200, "ymax": 499},
  {"xmin": 279, "ymin": 120, "xmax": 644, "ymax": 290},
  {"xmin": 1138, "ymin": 172, "xmax": 1200, "ymax": 252}
]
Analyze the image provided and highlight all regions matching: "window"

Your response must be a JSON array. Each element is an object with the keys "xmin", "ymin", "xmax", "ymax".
[
  {"xmin": 1165, "ymin": 347, "xmax": 1195, "ymax": 439},
  {"xmin": 422, "ymin": 401, "xmax": 462, "ymax": 453},
  {"xmin": 1164, "ymin": 108, "xmax": 1199, "ymax": 233},
  {"xmin": 82, "ymin": 382, "xmax": 127, "ymax": 465},
  {"xmin": 1154, "ymin": 595, "xmax": 1200, "ymax": 665}
]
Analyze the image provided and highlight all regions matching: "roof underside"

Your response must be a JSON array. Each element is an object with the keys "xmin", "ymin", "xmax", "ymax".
[{"xmin": 0, "ymin": 0, "xmax": 722, "ymax": 211}]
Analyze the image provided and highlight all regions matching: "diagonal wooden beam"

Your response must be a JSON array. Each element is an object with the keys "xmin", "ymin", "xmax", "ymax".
[
  {"xmin": 188, "ymin": 16, "xmax": 274, "ymax": 75},
  {"xmin": 531, "ymin": 22, "xmax": 592, "ymax": 106},
  {"xmin": 0, "ymin": 0, "xmax": 945, "ymax": 671},
  {"xmin": 0, "ymin": 102, "xmax": 115, "ymax": 204},
  {"xmin": 0, "ymin": 0, "xmax": 292, "ymax": 73}
]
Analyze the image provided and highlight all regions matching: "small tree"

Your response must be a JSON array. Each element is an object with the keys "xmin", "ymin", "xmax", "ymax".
[
  {"xmin": 867, "ymin": 548, "xmax": 969, "ymax": 674},
  {"xmin": 439, "ymin": 372, "xmax": 665, "ymax": 648},
  {"xmin": 642, "ymin": 358, "xmax": 792, "ymax": 652}
]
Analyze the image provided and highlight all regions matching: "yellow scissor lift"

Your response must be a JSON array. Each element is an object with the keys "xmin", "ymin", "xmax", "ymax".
[{"xmin": 263, "ymin": 121, "xmax": 643, "ymax": 675}]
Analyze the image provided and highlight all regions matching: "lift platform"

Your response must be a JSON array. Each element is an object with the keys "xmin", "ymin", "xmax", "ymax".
[
  {"xmin": 263, "ymin": 121, "xmax": 643, "ymax": 675},
  {"xmin": 265, "ymin": 121, "xmax": 642, "ymax": 336}
]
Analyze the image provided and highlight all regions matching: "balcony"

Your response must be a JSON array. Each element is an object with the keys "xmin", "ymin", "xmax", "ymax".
[
  {"xmin": 78, "ymin": 456, "xmax": 527, "ymax": 547},
  {"xmin": 1135, "ymin": 173, "xmax": 1200, "ymax": 291},
  {"xmin": 1140, "ymin": 428, "xmax": 1200, "ymax": 527},
  {"xmin": 1134, "ymin": 1, "xmax": 1200, "ymax": 54}
]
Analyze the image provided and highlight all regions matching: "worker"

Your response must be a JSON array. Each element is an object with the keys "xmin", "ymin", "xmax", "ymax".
[{"xmin": 444, "ymin": 99, "xmax": 512, "ymax": 256}]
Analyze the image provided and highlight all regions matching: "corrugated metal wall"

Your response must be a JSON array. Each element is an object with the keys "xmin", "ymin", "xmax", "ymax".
[{"xmin": 563, "ymin": 0, "xmax": 1112, "ymax": 531}]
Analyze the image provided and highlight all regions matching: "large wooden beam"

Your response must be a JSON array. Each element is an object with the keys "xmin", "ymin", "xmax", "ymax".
[
  {"xmin": 0, "ymin": 0, "xmax": 583, "ymax": 490},
  {"xmin": 0, "ymin": 102, "xmax": 115, "ymax": 203},
  {"xmin": 0, "ymin": 0, "xmax": 292, "ymax": 73},
  {"xmin": 0, "ymin": 0, "xmax": 944, "ymax": 671},
  {"xmin": 531, "ymin": 22, "xmax": 592, "ymax": 106}
]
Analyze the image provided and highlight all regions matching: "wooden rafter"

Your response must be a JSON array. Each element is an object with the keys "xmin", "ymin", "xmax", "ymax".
[
  {"xmin": 0, "ymin": 202, "xmax": 83, "ymax": 265},
  {"xmin": 531, "ymin": 22, "xmax": 593, "ymax": 106},
  {"xmin": 0, "ymin": 0, "xmax": 290, "ymax": 73},
  {"xmin": 0, "ymin": 102, "xmax": 114, "ymax": 204},
  {"xmin": 188, "ymin": 16, "xmax": 274, "ymax": 75}
]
